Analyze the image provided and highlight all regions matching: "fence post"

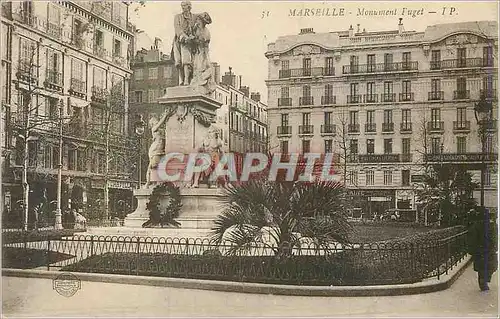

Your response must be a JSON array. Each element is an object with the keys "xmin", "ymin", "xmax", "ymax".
[
  {"xmin": 436, "ymin": 241, "xmax": 440, "ymax": 280},
  {"xmin": 90, "ymin": 236, "xmax": 94, "ymax": 257},
  {"xmin": 136, "ymin": 237, "xmax": 140, "ymax": 276},
  {"xmin": 47, "ymin": 239, "xmax": 51, "ymax": 271}
]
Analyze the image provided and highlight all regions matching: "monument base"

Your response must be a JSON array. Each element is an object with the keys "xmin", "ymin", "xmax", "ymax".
[{"xmin": 124, "ymin": 188, "xmax": 152, "ymax": 227}]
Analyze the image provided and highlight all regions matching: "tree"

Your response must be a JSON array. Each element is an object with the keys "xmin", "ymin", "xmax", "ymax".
[
  {"xmin": 415, "ymin": 164, "xmax": 478, "ymax": 227},
  {"xmin": 334, "ymin": 111, "xmax": 354, "ymax": 187},
  {"xmin": 211, "ymin": 179, "xmax": 353, "ymax": 257}
]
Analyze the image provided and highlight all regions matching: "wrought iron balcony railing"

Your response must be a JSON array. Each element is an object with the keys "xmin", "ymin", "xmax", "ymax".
[
  {"xmin": 70, "ymin": 78, "xmax": 87, "ymax": 98},
  {"xmin": 348, "ymin": 124, "xmax": 360, "ymax": 133},
  {"xmin": 277, "ymin": 126, "xmax": 292, "ymax": 135},
  {"xmin": 299, "ymin": 96, "xmax": 314, "ymax": 106},
  {"xmin": 278, "ymin": 97, "xmax": 292, "ymax": 107},
  {"xmin": 441, "ymin": 58, "xmax": 484, "ymax": 69},
  {"xmin": 424, "ymin": 152, "xmax": 498, "ymax": 163},
  {"xmin": 347, "ymin": 95, "xmax": 362, "ymax": 104},
  {"xmin": 400, "ymin": 122, "xmax": 412, "ymax": 133},
  {"xmin": 342, "ymin": 61, "xmax": 418, "ymax": 74},
  {"xmin": 428, "ymin": 91, "xmax": 444, "ymax": 101},
  {"xmin": 299, "ymin": 125, "xmax": 314, "ymax": 135},
  {"xmin": 453, "ymin": 121, "xmax": 471, "ymax": 132},
  {"xmin": 399, "ymin": 92, "xmax": 414, "ymax": 102},
  {"xmin": 321, "ymin": 124, "xmax": 336, "ymax": 134},
  {"xmin": 381, "ymin": 93, "xmax": 396, "ymax": 102},
  {"xmin": 364, "ymin": 94, "xmax": 378, "ymax": 103},
  {"xmin": 453, "ymin": 90, "xmax": 470, "ymax": 100},
  {"xmin": 91, "ymin": 86, "xmax": 108, "ymax": 103},
  {"xmin": 278, "ymin": 67, "xmax": 325, "ymax": 79},
  {"xmin": 44, "ymin": 70, "xmax": 62, "ymax": 91},
  {"xmin": 427, "ymin": 121, "xmax": 445, "ymax": 132},
  {"xmin": 382, "ymin": 123, "xmax": 394, "ymax": 132},
  {"xmin": 321, "ymin": 95, "xmax": 336, "ymax": 105},
  {"xmin": 365, "ymin": 123, "xmax": 376, "ymax": 133},
  {"xmin": 480, "ymin": 89, "xmax": 497, "ymax": 100}
]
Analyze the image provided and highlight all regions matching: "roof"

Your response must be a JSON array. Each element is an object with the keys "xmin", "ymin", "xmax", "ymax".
[{"xmin": 423, "ymin": 20, "xmax": 498, "ymax": 42}]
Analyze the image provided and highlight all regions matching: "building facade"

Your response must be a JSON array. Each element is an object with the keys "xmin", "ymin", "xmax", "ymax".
[
  {"xmin": 1, "ymin": 1, "xmax": 135, "ymax": 226},
  {"xmin": 265, "ymin": 20, "xmax": 498, "ymax": 218}
]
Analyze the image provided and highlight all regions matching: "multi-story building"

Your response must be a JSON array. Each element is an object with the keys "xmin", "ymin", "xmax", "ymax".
[
  {"xmin": 1, "ymin": 1, "xmax": 135, "ymax": 226},
  {"xmin": 265, "ymin": 20, "xmax": 498, "ymax": 218},
  {"xmin": 129, "ymin": 55, "xmax": 268, "ymax": 182}
]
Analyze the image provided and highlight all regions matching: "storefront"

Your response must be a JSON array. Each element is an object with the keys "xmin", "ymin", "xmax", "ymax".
[{"xmin": 348, "ymin": 189, "xmax": 396, "ymax": 219}]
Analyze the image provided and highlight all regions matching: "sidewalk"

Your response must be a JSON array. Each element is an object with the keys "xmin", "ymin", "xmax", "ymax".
[{"xmin": 2, "ymin": 264, "xmax": 497, "ymax": 317}]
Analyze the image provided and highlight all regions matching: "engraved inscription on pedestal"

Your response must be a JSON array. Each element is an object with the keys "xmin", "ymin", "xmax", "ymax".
[{"xmin": 166, "ymin": 115, "xmax": 193, "ymax": 154}]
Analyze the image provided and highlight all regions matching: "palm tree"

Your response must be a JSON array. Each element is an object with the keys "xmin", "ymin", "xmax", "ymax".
[{"xmin": 210, "ymin": 179, "xmax": 353, "ymax": 257}]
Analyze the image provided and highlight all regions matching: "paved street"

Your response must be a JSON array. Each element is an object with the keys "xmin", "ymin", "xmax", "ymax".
[{"xmin": 2, "ymin": 265, "xmax": 497, "ymax": 317}]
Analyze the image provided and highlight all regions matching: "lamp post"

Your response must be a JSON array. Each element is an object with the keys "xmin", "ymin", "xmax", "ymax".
[
  {"xmin": 474, "ymin": 96, "xmax": 493, "ymax": 208},
  {"xmin": 134, "ymin": 115, "xmax": 146, "ymax": 188},
  {"xmin": 54, "ymin": 99, "xmax": 64, "ymax": 229}
]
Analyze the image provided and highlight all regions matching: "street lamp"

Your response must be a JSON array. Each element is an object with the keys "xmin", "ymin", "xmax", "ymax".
[
  {"xmin": 474, "ymin": 96, "xmax": 493, "ymax": 208},
  {"xmin": 134, "ymin": 115, "xmax": 146, "ymax": 188},
  {"xmin": 54, "ymin": 99, "xmax": 64, "ymax": 229}
]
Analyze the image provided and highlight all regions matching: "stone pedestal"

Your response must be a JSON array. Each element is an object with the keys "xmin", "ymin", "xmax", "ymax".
[{"xmin": 124, "ymin": 188, "xmax": 152, "ymax": 227}]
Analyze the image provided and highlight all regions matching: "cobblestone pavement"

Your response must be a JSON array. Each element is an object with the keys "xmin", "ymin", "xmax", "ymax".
[{"xmin": 2, "ymin": 265, "xmax": 498, "ymax": 318}]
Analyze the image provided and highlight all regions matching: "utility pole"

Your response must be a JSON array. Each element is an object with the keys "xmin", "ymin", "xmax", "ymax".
[
  {"xmin": 55, "ymin": 99, "xmax": 64, "ymax": 229},
  {"xmin": 22, "ymin": 113, "xmax": 30, "ymax": 231}
]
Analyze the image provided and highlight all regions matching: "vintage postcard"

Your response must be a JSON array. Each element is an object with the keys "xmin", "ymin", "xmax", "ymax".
[{"xmin": 1, "ymin": 0, "xmax": 498, "ymax": 317}]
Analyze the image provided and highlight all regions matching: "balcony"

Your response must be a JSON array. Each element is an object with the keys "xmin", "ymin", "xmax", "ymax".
[
  {"xmin": 278, "ymin": 67, "xmax": 325, "ymax": 79},
  {"xmin": 324, "ymin": 67, "xmax": 335, "ymax": 76},
  {"xmin": 321, "ymin": 124, "xmax": 336, "ymax": 135},
  {"xmin": 113, "ymin": 55, "xmax": 126, "ymax": 68},
  {"xmin": 358, "ymin": 154, "xmax": 402, "ymax": 163},
  {"xmin": 400, "ymin": 122, "xmax": 413, "ymax": 133},
  {"xmin": 72, "ymin": 34, "xmax": 86, "ymax": 50},
  {"xmin": 91, "ymin": 86, "xmax": 108, "ymax": 104},
  {"xmin": 44, "ymin": 70, "xmax": 63, "ymax": 92},
  {"xmin": 478, "ymin": 119, "xmax": 497, "ymax": 131},
  {"xmin": 47, "ymin": 22, "xmax": 62, "ymax": 39},
  {"xmin": 278, "ymin": 97, "xmax": 292, "ymax": 107},
  {"xmin": 428, "ymin": 91, "xmax": 444, "ymax": 101},
  {"xmin": 321, "ymin": 95, "xmax": 336, "ymax": 105},
  {"xmin": 401, "ymin": 154, "xmax": 413, "ymax": 162},
  {"xmin": 480, "ymin": 89, "xmax": 497, "ymax": 100},
  {"xmin": 342, "ymin": 61, "xmax": 418, "ymax": 74},
  {"xmin": 348, "ymin": 124, "xmax": 360, "ymax": 133},
  {"xmin": 382, "ymin": 123, "xmax": 394, "ymax": 132},
  {"xmin": 299, "ymin": 96, "xmax": 314, "ymax": 106},
  {"xmin": 365, "ymin": 123, "xmax": 376, "ymax": 133},
  {"xmin": 364, "ymin": 94, "xmax": 378, "ymax": 103},
  {"xmin": 69, "ymin": 78, "xmax": 87, "ymax": 98},
  {"xmin": 16, "ymin": 60, "xmax": 37, "ymax": 84},
  {"xmin": 453, "ymin": 121, "xmax": 471, "ymax": 133},
  {"xmin": 453, "ymin": 90, "xmax": 470, "ymax": 100},
  {"xmin": 424, "ymin": 152, "xmax": 498, "ymax": 164},
  {"xmin": 427, "ymin": 121, "xmax": 444, "ymax": 133},
  {"xmin": 347, "ymin": 95, "xmax": 362, "ymax": 104},
  {"xmin": 440, "ymin": 58, "xmax": 484, "ymax": 69},
  {"xmin": 298, "ymin": 125, "xmax": 314, "ymax": 135},
  {"xmin": 94, "ymin": 45, "xmax": 108, "ymax": 59},
  {"xmin": 399, "ymin": 92, "xmax": 414, "ymax": 102},
  {"xmin": 277, "ymin": 126, "xmax": 292, "ymax": 136},
  {"xmin": 430, "ymin": 61, "xmax": 441, "ymax": 70},
  {"xmin": 381, "ymin": 93, "xmax": 396, "ymax": 102}
]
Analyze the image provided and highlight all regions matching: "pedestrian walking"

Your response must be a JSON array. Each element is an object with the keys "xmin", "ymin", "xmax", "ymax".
[{"xmin": 467, "ymin": 208, "xmax": 498, "ymax": 291}]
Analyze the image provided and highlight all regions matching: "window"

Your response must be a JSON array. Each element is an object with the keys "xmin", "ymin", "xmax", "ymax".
[
  {"xmin": 149, "ymin": 67, "xmax": 158, "ymax": 80},
  {"xmin": 384, "ymin": 53, "xmax": 393, "ymax": 69},
  {"xmin": 302, "ymin": 113, "xmax": 311, "ymax": 126},
  {"xmin": 113, "ymin": 39, "xmax": 121, "ymax": 57},
  {"xmin": 366, "ymin": 170, "xmax": 374, "ymax": 186},
  {"xmin": 457, "ymin": 77, "xmax": 467, "ymax": 92},
  {"xmin": 402, "ymin": 138, "xmax": 411, "ymax": 154},
  {"xmin": 281, "ymin": 87, "xmax": 289, "ymax": 98},
  {"xmin": 349, "ymin": 111, "xmax": 358, "ymax": 125},
  {"xmin": 431, "ymin": 108, "xmax": 441, "ymax": 123},
  {"xmin": 483, "ymin": 46, "xmax": 494, "ymax": 66},
  {"xmin": 457, "ymin": 136, "xmax": 467, "ymax": 154},
  {"xmin": 302, "ymin": 140, "xmax": 311, "ymax": 153},
  {"xmin": 77, "ymin": 149, "xmax": 86, "ymax": 171},
  {"xmin": 350, "ymin": 139, "xmax": 358, "ymax": 154},
  {"xmin": 431, "ymin": 50, "xmax": 441, "ymax": 69},
  {"xmin": 71, "ymin": 58, "xmax": 86, "ymax": 93},
  {"xmin": 402, "ymin": 80, "xmax": 411, "ymax": 93},
  {"xmin": 483, "ymin": 75, "xmax": 494, "ymax": 93},
  {"xmin": 281, "ymin": 113, "xmax": 289, "ymax": 127},
  {"xmin": 431, "ymin": 79, "xmax": 441, "ymax": 92},
  {"xmin": 348, "ymin": 171, "xmax": 358, "ymax": 185},
  {"xmin": 485, "ymin": 135, "xmax": 493, "ymax": 153},
  {"xmin": 350, "ymin": 55, "xmax": 359, "ymax": 72},
  {"xmin": 366, "ymin": 110, "xmax": 375, "ymax": 124},
  {"xmin": 402, "ymin": 170, "xmax": 410, "ymax": 186},
  {"xmin": 485, "ymin": 170, "xmax": 492, "ymax": 186},
  {"xmin": 384, "ymin": 139, "xmax": 393, "ymax": 154},
  {"xmin": 93, "ymin": 67, "xmax": 106, "ymax": 89},
  {"xmin": 366, "ymin": 139, "xmax": 375, "ymax": 154},
  {"xmin": 325, "ymin": 57, "xmax": 334, "ymax": 75},
  {"xmin": 147, "ymin": 89, "xmax": 156, "ymax": 103},
  {"xmin": 431, "ymin": 137, "xmax": 441, "ymax": 154},
  {"xmin": 384, "ymin": 81, "xmax": 393, "ymax": 94},
  {"xmin": 457, "ymin": 48, "xmax": 466, "ymax": 66},
  {"xmin": 402, "ymin": 109, "xmax": 411, "ymax": 123},
  {"xmin": 134, "ymin": 69, "xmax": 143, "ymax": 81},
  {"xmin": 384, "ymin": 170, "xmax": 392, "ymax": 185},
  {"xmin": 402, "ymin": 52, "xmax": 411, "ymax": 68},
  {"xmin": 48, "ymin": 4, "xmax": 61, "ymax": 24},
  {"xmin": 324, "ymin": 84, "xmax": 333, "ymax": 97},
  {"xmin": 367, "ymin": 54, "xmax": 376, "ymax": 71},
  {"xmin": 135, "ymin": 91, "xmax": 143, "ymax": 103},
  {"xmin": 45, "ymin": 97, "xmax": 58, "ymax": 119},
  {"xmin": 20, "ymin": 38, "xmax": 36, "ymax": 74},
  {"xmin": 324, "ymin": 112, "xmax": 332, "ymax": 125},
  {"xmin": 383, "ymin": 110, "xmax": 393, "ymax": 124},
  {"xmin": 302, "ymin": 85, "xmax": 311, "ymax": 97},
  {"xmin": 27, "ymin": 140, "xmax": 38, "ymax": 167},
  {"xmin": 281, "ymin": 60, "xmax": 289, "ymax": 70},
  {"xmin": 457, "ymin": 107, "xmax": 467, "ymax": 123},
  {"xmin": 366, "ymin": 82, "xmax": 375, "ymax": 95},
  {"xmin": 95, "ymin": 29, "xmax": 104, "ymax": 47},
  {"xmin": 68, "ymin": 147, "xmax": 77, "ymax": 170},
  {"xmin": 350, "ymin": 83, "xmax": 359, "ymax": 95},
  {"xmin": 324, "ymin": 139, "xmax": 333, "ymax": 153}
]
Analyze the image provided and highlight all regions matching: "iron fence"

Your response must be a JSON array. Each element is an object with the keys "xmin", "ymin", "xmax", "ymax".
[{"xmin": 2, "ymin": 228, "xmax": 469, "ymax": 286}]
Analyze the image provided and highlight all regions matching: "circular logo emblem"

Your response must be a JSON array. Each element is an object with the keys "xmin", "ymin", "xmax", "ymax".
[{"xmin": 53, "ymin": 272, "xmax": 81, "ymax": 297}]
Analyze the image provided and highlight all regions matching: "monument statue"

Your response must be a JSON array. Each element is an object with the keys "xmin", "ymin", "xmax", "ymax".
[
  {"xmin": 145, "ymin": 111, "xmax": 169, "ymax": 188},
  {"xmin": 172, "ymin": 1, "xmax": 215, "ymax": 95},
  {"xmin": 172, "ymin": 0, "xmax": 196, "ymax": 86},
  {"xmin": 190, "ymin": 124, "xmax": 224, "ymax": 188}
]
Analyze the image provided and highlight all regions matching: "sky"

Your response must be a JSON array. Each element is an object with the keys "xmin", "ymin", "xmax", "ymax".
[{"xmin": 129, "ymin": 1, "xmax": 499, "ymax": 104}]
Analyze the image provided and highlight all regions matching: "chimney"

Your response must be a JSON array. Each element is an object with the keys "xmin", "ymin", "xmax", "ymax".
[
  {"xmin": 348, "ymin": 25, "xmax": 354, "ymax": 37},
  {"xmin": 211, "ymin": 62, "xmax": 221, "ymax": 84},
  {"xmin": 238, "ymin": 75, "xmax": 242, "ymax": 89},
  {"xmin": 221, "ymin": 67, "xmax": 236, "ymax": 87},
  {"xmin": 357, "ymin": 24, "xmax": 360, "ymax": 33},
  {"xmin": 240, "ymin": 86, "xmax": 250, "ymax": 97},
  {"xmin": 398, "ymin": 18, "xmax": 404, "ymax": 33},
  {"xmin": 251, "ymin": 92, "xmax": 261, "ymax": 102}
]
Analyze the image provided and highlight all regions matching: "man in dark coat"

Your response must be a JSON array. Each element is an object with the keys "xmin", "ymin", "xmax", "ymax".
[{"xmin": 468, "ymin": 208, "xmax": 498, "ymax": 291}]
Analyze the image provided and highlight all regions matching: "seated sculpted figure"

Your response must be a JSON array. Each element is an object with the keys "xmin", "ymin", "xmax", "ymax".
[{"xmin": 145, "ymin": 111, "xmax": 169, "ymax": 188}]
